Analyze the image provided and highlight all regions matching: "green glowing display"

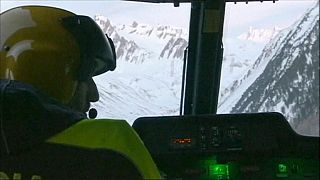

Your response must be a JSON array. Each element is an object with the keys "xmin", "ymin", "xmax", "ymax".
[
  {"xmin": 210, "ymin": 164, "xmax": 229, "ymax": 175},
  {"xmin": 276, "ymin": 163, "xmax": 289, "ymax": 178},
  {"xmin": 209, "ymin": 164, "xmax": 230, "ymax": 179},
  {"xmin": 278, "ymin": 164, "xmax": 288, "ymax": 173},
  {"xmin": 199, "ymin": 157, "xmax": 242, "ymax": 180}
]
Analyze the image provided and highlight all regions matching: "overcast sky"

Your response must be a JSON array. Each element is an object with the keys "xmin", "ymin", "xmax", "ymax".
[
  {"xmin": 1, "ymin": 0, "xmax": 317, "ymax": 35},
  {"xmin": 0, "ymin": 1, "xmax": 191, "ymax": 28}
]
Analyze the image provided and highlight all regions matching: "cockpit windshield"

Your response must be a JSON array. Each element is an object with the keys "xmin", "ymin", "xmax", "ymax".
[{"xmin": 1, "ymin": 0, "xmax": 318, "ymax": 137}]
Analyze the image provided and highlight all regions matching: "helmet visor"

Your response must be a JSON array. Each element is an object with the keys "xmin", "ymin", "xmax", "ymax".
[{"xmin": 62, "ymin": 15, "xmax": 116, "ymax": 80}]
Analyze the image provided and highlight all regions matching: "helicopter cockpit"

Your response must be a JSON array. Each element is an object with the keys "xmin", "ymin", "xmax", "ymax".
[{"xmin": 1, "ymin": 0, "xmax": 319, "ymax": 179}]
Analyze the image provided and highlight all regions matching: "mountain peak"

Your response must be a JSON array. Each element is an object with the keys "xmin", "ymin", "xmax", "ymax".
[
  {"xmin": 94, "ymin": 15, "xmax": 189, "ymax": 62},
  {"xmin": 237, "ymin": 26, "xmax": 282, "ymax": 43},
  {"xmin": 131, "ymin": 21, "xmax": 139, "ymax": 28}
]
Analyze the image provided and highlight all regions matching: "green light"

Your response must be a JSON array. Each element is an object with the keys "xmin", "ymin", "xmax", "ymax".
[
  {"xmin": 211, "ymin": 165, "xmax": 229, "ymax": 175},
  {"xmin": 277, "ymin": 164, "xmax": 289, "ymax": 178},
  {"xmin": 278, "ymin": 164, "xmax": 288, "ymax": 173},
  {"xmin": 209, "ymin": 164, "xmax": 230, "ymax": 179}
]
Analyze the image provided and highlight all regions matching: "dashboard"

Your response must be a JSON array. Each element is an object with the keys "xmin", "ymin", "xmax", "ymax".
[{"xmin": 133, "ymin": 112, "xmax": 319, "ymax": 179}]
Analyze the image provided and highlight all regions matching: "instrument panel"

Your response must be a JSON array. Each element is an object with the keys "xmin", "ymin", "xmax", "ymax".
[{"xmin": 133, "ymin": 112, "xmax": 319, "ymax": 179}]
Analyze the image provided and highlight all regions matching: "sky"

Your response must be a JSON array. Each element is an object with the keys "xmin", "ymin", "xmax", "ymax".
[
  {"xmin": 0, "ymin": 1, "xmax": 191, "ymax": 29},
  {"xmin": 224, "ymin": 1, "xmax": 317, "ymax": 37},
  {"xmin": 1, "ymin": 0, "xmax": 317, "ymax": 32}
]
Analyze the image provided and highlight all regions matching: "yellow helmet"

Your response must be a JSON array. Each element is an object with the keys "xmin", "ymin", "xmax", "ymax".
[{"xmin": 0, "ymin": 6, "xmax": 116, "ymax": 104}]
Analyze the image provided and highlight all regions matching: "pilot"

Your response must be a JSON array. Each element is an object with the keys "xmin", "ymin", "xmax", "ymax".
[{"xmin": 0, "ymin": 6, "xmax": 160, "ymax": 179}]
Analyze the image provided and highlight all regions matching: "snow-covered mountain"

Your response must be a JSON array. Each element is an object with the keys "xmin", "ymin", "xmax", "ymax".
[
  {"xmin": 92, "ymin": 16, "xmax": 187, "ymax": 123},
  {"xmin": 91, "ymin": 3, "xmax": 318, "ymax": 135},
  {"xmin": 218, "ymin": 2, "xmax": 319, "ymax": 136},
  {"xmin": 220, "ymin": 26, "xmax": 281, "ymax": 94},
  {"xmin": 94, "ymin": 15, "xmax": 188, "ymax": 62},
  {"xmin": 238, "ymin": 26, "xmax": 281, "ymax": 43},
  {"xmin": 92, "ymin": 72, "xmax": 181, "ymax": 122}
]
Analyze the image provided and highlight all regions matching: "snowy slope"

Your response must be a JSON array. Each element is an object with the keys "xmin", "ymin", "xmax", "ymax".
[
  {"xmin": 218, "ymin": 27, "xmax": 290, "ymax": 112},
  {"xmin": 91, "ymin": 3, "xmax": 318, "ymax": 131},
  {"xmin": 220, "ymin": 26, "xmax": 281, "ymax": 97},
  {"xmin": 91, "ymin": 17, "xmax": 186, "ymax": 124},
  {"xmin": 92, "ymin": 59, "xmax": 184, "ymax": 124},
  {"xmin": 219, "ymin": 3, "xmax": 319, "ymax": 136}
]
